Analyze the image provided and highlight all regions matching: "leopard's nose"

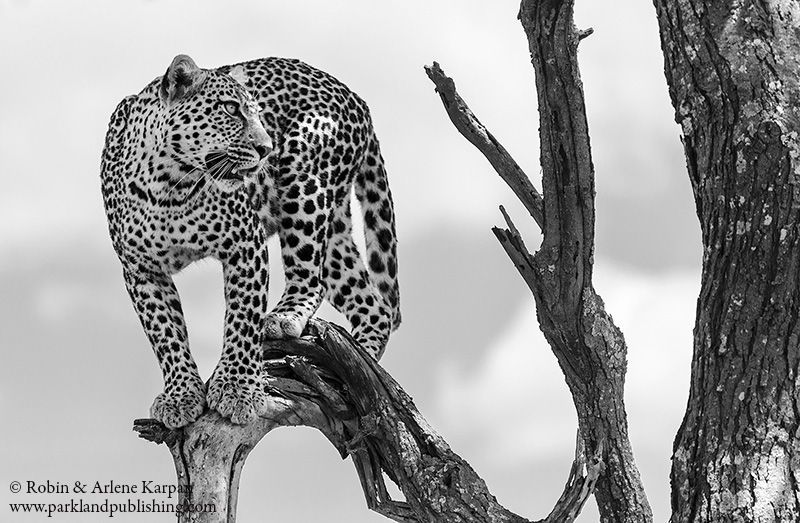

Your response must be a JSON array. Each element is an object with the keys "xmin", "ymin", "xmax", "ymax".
[
  {"xmin": 254, "ymin": 143, "xmax": 270, "ymax": 159},
  {"xmin": 250, "ymin": 128, "xmax": 273, "ymax": 159}
]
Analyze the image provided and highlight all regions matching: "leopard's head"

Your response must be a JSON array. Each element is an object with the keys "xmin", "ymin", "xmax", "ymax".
[{"xmin": 158, "ymin": 54, "xmax": 272, "ymax": 188}]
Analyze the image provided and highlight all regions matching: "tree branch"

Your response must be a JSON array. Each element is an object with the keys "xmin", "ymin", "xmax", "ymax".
[
  {"xmin": 134, "ymin": 318, "xmax": 600, "ymax": 522},
  {"xmin": 543, "ymin": 433, "xmax": 603, "ymax": 523},
  {"xmin": 425, "ymin": 0, "xmax": 653, "ymax": 521},
  {"xmin": 424, "ymin": 62, "xmax": 544, "ymax": 228}
]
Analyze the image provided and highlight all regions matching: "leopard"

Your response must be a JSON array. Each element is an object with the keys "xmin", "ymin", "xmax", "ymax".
[{"xmin": 101, "ymin": 54, "xmax": 400, "ymax": 429}]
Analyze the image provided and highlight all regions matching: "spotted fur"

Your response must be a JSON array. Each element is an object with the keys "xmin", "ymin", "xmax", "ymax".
[{"xmin": 101, "ymin": 55, "xmax": 400, "ymax": 428}]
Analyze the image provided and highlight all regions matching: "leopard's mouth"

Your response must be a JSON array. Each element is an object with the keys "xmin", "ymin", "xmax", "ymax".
[{"xmin": 204, "ymin": 152, "xmax": 254, "ymax": 182}]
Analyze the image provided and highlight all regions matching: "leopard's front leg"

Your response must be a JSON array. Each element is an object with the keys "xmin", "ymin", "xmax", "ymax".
[
  {"xmin": 206, "ymin": 236, "xmax": 271, "ymax": 424},
  {"xmin": 124, "ymin": 269, "xmax": 205, "ymax": 429}
]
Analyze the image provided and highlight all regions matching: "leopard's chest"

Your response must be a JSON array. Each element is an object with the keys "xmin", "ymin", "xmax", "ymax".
[{"xmin": 115, "ymin": 187, "xmax": 259, "ymax": 275}]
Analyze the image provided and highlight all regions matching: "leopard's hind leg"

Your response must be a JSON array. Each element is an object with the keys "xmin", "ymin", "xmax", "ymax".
[{"xmin": 322, "ymin": 197, "xmax": 394, "ymax": 359}]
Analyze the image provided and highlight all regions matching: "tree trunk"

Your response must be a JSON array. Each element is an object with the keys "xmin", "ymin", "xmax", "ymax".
[{"xmin": 653, "ymin": 1, "xmax": 800, "ymax": 520}]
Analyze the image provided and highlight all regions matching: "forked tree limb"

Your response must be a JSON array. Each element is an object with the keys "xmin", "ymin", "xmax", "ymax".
[
  {"xmin": 426, "ymin": 0, "xmax": 652, "ymax": 521},
  {"xmin": 135, "ymin": 319, "xmax": 601, "ymax": 522}
]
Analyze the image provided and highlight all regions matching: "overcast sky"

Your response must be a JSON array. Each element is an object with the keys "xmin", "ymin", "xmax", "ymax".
[{"xmin": 0, "ymin": 1, "xmax": 699, "ymax": 521}]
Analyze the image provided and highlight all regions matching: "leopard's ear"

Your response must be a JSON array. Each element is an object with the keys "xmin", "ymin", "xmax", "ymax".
[{"xmin": 159, "ymin": 54, "xmax": 208, "ymax": 106}]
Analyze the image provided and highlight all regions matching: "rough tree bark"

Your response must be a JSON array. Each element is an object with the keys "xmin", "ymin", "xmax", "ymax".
[
  {"xmin": 653, "ymin": 1, "xmax": 800, "ymax": 521},
  {"xmin": 132, "ymin": 1, "xmax": 657, "ymax": 521}
]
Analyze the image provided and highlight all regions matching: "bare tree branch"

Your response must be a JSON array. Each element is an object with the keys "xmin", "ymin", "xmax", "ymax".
[
  {"xmin": 543, "ymin": 433, "xmax": 603, "ymax": 523},
  {"xmin": 424, "ymin": 0, "xmax": 653, "ymax": 520},
  {"xmin": 135, "ymin": 318, "xmax": 601, "ymax": 522},
  {"xmin": 424, "ymin": 62, "xmax": 544, "ymax": 228}
]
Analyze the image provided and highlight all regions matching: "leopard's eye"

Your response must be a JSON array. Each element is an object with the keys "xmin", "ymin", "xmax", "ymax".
[{"xmin": 221, "ymin": 101, "xmax": 239, "ymax": 117}]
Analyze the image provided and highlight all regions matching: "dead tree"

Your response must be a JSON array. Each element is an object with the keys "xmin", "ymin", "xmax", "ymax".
[
  {"xmin": 133, "ymin": 1, "xmax": 644, "ymax": 521},
  {"xmin": 135, "ymin": 0, "xmax": 633, "ymax": 521},
  {"xmin": 425, "ymin": 0, "xmax": 654, "ymax": 519},
  {"xmin": 133, "ymin": 0, "xmax": 800, "ymax": 520}
]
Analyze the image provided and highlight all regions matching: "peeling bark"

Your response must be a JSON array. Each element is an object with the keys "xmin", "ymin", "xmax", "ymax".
[{"xmin": 653, "ymin": 1, "xmax": 800, "ymax": 521}]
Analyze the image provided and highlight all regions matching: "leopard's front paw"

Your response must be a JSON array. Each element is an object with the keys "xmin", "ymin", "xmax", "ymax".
[
  {"xmin": 206, "ymin": 372, "xmax": 269, "ymax": 425},
  {"xmin": 264, "ymin": 311, "xmax": 306, "ymax": 340},
  {"xmin": 150, "ymin": 385, "xmax": 206, "ymax": 429}
]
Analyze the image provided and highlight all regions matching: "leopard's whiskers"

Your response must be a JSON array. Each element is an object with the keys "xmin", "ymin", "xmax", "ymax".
[
  {"xmin": 188, "ymin": 154, "xmax": 236, "ymax": 204},
  {"xmin": 163, "ymin": 151, "xmax": 233, "ymax": 204},
  {"xmin": 157, "ymin": 162, "xmax": 208, "ymax": 204}
]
